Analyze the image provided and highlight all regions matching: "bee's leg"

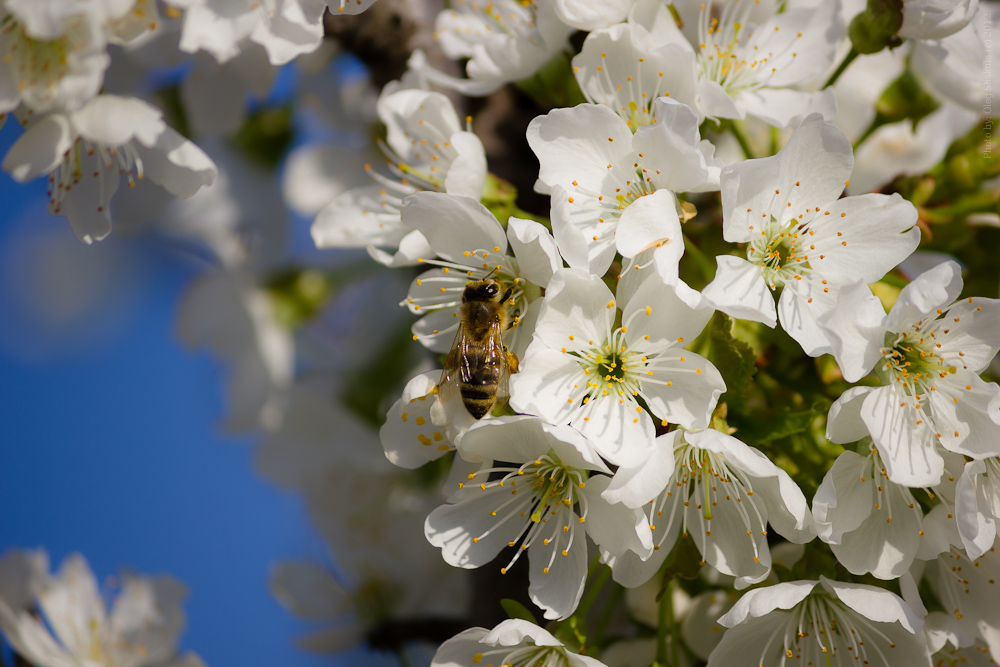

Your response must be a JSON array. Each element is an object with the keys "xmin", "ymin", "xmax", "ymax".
[{"xmin": 505, "ymin": 346, "xmax": 520, "ymax": 374}]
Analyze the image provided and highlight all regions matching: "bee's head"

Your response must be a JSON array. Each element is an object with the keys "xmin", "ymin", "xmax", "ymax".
[{"xmin": 462, "ymin": 277, "xmax": 511, "ymax": 304}]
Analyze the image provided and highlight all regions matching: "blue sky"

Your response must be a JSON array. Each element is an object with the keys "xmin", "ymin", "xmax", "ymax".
[{"xmin": 0, "ymin": 118, "xmax": 388, "ymax": 667}]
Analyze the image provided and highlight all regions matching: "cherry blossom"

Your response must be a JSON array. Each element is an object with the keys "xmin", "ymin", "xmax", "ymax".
[
  {"xmin": 826, "ymin": 261, "xmax": 1000, "ymax": 487},
  {"xmin": 628, "ymin": 0, "xmax": 839, "ymax": 127},
  {"xmin": 400, "ymin": 192, "xmax": 558, "ymax": 356},
  {"xmin": 432, "ymin": 619, "xmax": 609, "ymax": 667},
  {"xmin": 0, "ymin": 552, "xmax": 204, "ymax": 667},
  {"xmin": 702, "ymin": 113, "xmax": 919, "ymax": 362},
  {"xmin": 601, "ymin": 427, "xmax": 815, "ymax": 589},
  {"xmin": 2, "ymin": 95, "xmax": 216, "ymax": 244},
  {"xmin": 813, "ymin": 445, "xmax": 964, "ymax": 579},
  {"xmin": 528, "ymin": 96, "xmax": 720, "ymax": 278},
  {"xmin": 510, "ymin": 269, "xmax": 724, "ymax": 465},
  {"xmin": 311, "ymin": 87, "xmax": 487, "ymax": 267},
  {"xmin": 956, "ymin": 456, "xmax": 1000, "ymax": 559},
  {"xmin": 425, "ymin": 416, "xmax": 652, "ymax": 620},
  {"xmin": 571, "ymin": 23, "xmax": 698, "ymax": 128},
  {"xmin": 708, "ymin": 577, "xmax": 931, "ymax": 666},
  {"xmin": 407, "ymin": 0, "xmax": 574, "ymax": 96}
]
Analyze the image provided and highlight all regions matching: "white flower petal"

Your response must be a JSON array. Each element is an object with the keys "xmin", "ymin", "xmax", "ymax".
[
  {"xmin": 702, "ymin": 255, "xmax": 777, "ymax": 327},
  {"xmin": 401, "ymin": 192, "xmax": 507, "ymax": 264},
  {"xmin": 506, "ymin": 217, "xmax": 561, "ymax": 288},
  {"xmin": 425, "ymin": 485, "xmax": 524, "ymax": 569},
  {"xmin": 137, "ymin": 126, "xmax": 218, "ymax": 198},
  {"xmin": 71, "ymin": 95, "xmax": 164, "ymax": 147},
  {"xmin": 622, "ymin": 273, "xmax": 713, "ymax": 348},
  {"xmin": 956, "ymin": 459, "xmax": 998, "ymax": 559},
  {"xmin": 529, "ymin": 269, "xmax": 615, "ymax": 350},
  {"xmin": 380, "ymin": 372, "xmax": 454, "ymax": 469},
  {"xmin": 527, "ymin": 103, "xmax": 635, "ymax": 195},
  {"xmin": 861, "ymin": 386, "xmax": 946, "ymax": 487},
  {"xmin": 639, "ymin": 350, "xmax": 724, "ymax": 430},
  {"xmin": 443, "ymin": 131, "xmax": 487, "ymax": 199},
  {"xmin": 886, "ymin": 260, "xmax": 964, "ymax": 333},
  {"xmin": 813, "ymin": 450, "xmax": 875, "ymax": 543},
  {"xmin": 615, "ymin": 189, "xmax": 682, "ymax": 260},
  {"xmin": 2, "ymin": 114, "xmax": 73, "ymax": 183},
  {"xmin": 529, "ymin": 505, "xmax": 589, "ymax": 620},
  {"xmin": 581, "ymin": 474, "xmax": 654, "ymax": 559},
  {"xmin": 821, "ymin": 577, "xmax": 924, "ymax": 633},
  {"xmin": 482, "ymin": 619, "xmax": 561, "ymax": 647},
  {"xmin": 717, "ymin": 581, "xmax": 818, "ymax": 628},
  {"xmin": 819, "ymin": 282, "xmax": 890, "ymax": 382},
  {"xmin": 602, "ymin": 431, "xmax": 680, "ymax": 509},
  {"xmin": 553, "ymin": 0, "xmax": 634, "ymax": 31},
  {"xmin": 827, "ymin": 386, "xmax": 876, "ymax": 444}
]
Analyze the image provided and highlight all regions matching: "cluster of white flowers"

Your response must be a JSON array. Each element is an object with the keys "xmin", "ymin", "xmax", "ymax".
[
  {"xmin": 2, "ymin": 0, "xmax": 998, "ymax": 666},
  {"xmin": 0, "ymin": 550, "xmax": 203, "ymax": 667}
]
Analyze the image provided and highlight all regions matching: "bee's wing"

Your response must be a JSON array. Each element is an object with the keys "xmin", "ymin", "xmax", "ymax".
[
  {"xmin": 438, "ymin": 323, "xmax": 472, "ymax": 405},
  {"xmin": 487, "ymin": 316, "xmax": 512, "ymax": 403}
]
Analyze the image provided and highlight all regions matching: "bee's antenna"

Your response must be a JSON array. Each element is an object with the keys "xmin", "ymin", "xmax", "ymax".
[{"xmin": 487, "ymin": 266, "xmax": 500, "ymax": 279}]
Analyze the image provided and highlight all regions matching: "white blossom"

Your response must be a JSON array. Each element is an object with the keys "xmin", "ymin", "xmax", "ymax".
[
  {"xmin": 432, "ymin": 619, "xmax": 609, "ymax": 667},
  {"xmin": 956, "ymin": 456, "xmax": 1000, "ymax": 559},
  {"xmin": 813, "ymin": 445, "xmax": 963, "ymax": 578},
  {"xmin": 553, "ymin": 0, "xmax": 636, "ymax": 32},
  {"xmin": 2, "ymin": 95, "xmax": 216, "ymax": 244},
  {"xmin": 407, "ymin": 0, "xmax": 574, "ymax": 96},
  {"xmin": 425, "ymin": 416, "xmax": 653, "ymax": 620},
  {"xmin": 527, "ymin": 97, "xmax": 719, "ymax": 277},
  {"xmin": 311, "ymin": 87, "xmax": 487, "ymax": 267},
  {"xmin": 628, "ymin": 0, "xmax": 840, "ymax": 127},
  {"xmin": 400, "ymin": 191, "xmax": 557, "ymax": 356},
  {"xmin": 702, "ymin": 113, "xmax": 919, "ymax": 362},
  {"xmin": 571, "ymin": 23, "xmax": 698, "ymax": 128},
  {"xmin": 915, "ymin": 506, "xmax": 1000, "ymax": 662},
  {"xmin": 0, "ymin": 3, "xmax": 108, "ymax": 114},
  {"xmin": 0, "ymin": 552, "xmax": 203, "ymax": 667},
  {"xmin": 899, "ymin": 0, "xmax": 979, "ymax": 39},
  {"xmin": 380, "ymin": 369, "xmax": 474, "ymax": 468},
  {"xmin": 510, "ymin": 269, "xmax": 724, "ymax": 465},
  {"xmin": 165, "ymin": 0, "xmax": 328, "ymax": 65},
  {"xmin": 708, "ymin": 577, "xmax": 931, "ymax": 666},
  {"xmin": 601, "ymin": 427, "xmax": 815, "ymax": 589},
  {"xmin": 826, "ymin": 261, "xmax": 1000, "ymax": 487}
]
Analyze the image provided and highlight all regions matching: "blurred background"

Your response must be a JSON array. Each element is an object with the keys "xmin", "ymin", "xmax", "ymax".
[{"xmin": 0, "ymin": 80, "xmax": 394, "ymax": 667}]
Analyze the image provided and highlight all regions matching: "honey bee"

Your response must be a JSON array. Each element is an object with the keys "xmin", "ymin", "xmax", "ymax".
[{"xmin": 439, "ymin": 273, "xmax": 520, "ymax": 419}]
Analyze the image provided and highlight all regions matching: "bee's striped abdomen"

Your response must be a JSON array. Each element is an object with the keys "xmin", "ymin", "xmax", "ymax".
[{"xmin": 460, "ymin": 346, "xmax": 502, "ymax": 419}]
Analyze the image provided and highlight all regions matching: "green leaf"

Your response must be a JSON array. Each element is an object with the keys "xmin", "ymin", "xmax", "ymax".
[
  {"xmin": 515, "ymin": 51, "xmax": 586, "ymax": 110},
  {"xmin": 500, "ymin": 599, "xmax": 538, "ymax": 624},
  {"xmin": 745, "ymin": 401, "xmax": 829, "ymax": 445},
  {"xmin": 660, "ymin": 534, "xmax": 703, "ymax": 589},
  {"xmin": 481, "ymin": 172, "xmax": 550, "ymax": 229},
  {"xmin": 153, "ymin": 85, "xmax": 192, "ymax": 140},
  {"xmin": 341, "ymin": 323, "xmax": 424, "ymax": 428},
  {"xmin": 229, "ymin": 106, "xmax": 294, "ymax": 169},
  {"xmin": 706, "ymin": 312, "xmax": 758, "ymax": 407},
  {"xmin": 553, "ymin": 616, "xmax": 586, "ymax": 652}
]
